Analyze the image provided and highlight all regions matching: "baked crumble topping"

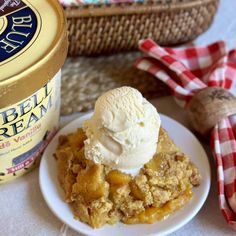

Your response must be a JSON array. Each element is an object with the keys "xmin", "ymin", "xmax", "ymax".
[{"xmin": 55, "ymin": 128, "xmax": 201, "ymax": 228}]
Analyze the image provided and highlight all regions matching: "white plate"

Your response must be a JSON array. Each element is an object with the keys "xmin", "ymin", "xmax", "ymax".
[{"xmin": 39, "ymin": 113, "xmax": 211, "ymax": 236}]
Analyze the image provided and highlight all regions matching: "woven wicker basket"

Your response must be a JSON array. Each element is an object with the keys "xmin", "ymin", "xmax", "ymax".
[{"xmin": 65, "ymin": 0, "xmax": 219, "ymax": 56}]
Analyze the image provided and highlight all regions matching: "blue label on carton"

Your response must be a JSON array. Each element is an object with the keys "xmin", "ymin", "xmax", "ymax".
[{"xmin": 0, "ymin": 0, "xmax": 38, "ymax": 63}]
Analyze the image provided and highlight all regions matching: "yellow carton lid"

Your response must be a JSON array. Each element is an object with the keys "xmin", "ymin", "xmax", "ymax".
[{"xmin": 0, "ymin": 0, "xmax": 68, "ymax": 107}]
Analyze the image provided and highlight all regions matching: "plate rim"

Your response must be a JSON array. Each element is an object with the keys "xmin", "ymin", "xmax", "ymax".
[{"xmin": 39, "ymin": 112, "xmax": 211, "ymax": 236}]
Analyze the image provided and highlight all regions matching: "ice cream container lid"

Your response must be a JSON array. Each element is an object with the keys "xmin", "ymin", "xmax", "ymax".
[{"xmin": 0, "ymin": 0, "xmax": 68, "ymax": 107}]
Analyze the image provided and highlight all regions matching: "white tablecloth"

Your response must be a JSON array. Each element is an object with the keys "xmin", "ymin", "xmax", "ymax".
[{"xmin": 1, "ymin": 1, "xmax": 236, "ymax": 235}]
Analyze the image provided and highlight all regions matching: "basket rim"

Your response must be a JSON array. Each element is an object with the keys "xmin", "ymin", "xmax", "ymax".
[{"xmin": 65, "ymin": 0, "xmax": 219, "ymax": 18}]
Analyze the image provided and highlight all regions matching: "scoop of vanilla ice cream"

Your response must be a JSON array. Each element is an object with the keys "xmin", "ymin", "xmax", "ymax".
[{"xmin": 83, "ymin": 86, "xmax": 161, "ymax": 170}]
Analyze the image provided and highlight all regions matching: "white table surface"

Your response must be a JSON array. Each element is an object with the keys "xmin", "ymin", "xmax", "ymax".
[{"xmin": 1, "ymin": 1, "xmax": 236, "ymax": 235}]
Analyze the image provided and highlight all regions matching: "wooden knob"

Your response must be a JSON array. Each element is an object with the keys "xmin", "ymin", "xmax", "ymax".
[{"xmin": 187, "ymin": 87, "xmax": 236, "ymax": 136}]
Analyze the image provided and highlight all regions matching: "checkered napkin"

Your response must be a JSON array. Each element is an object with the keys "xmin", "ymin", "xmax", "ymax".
[
  {"xmin": 135, "ymin": 39, "xmax": 236, "ymax": 229},
  {"xmin": 59, "ymin": 0, "xmax": 143, "ymax": 6}
]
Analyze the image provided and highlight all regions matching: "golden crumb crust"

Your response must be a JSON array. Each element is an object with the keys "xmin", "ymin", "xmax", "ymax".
[{"xmin": 55, "ymin": 128, "xmax": 201, "ymax": 228}]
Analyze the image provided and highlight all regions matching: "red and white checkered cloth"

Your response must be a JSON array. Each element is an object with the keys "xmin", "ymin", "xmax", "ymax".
[
  {"xmin": 135, "ymin": 39, "xmax": 236, "ymax": 229},
  {"xmin": 59, "ymin": 0, "xmax": 143, "ymax": 6}
]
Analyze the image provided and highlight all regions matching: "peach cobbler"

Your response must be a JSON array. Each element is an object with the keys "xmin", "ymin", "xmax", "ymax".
[
  {"xmin": 55, "ymin": 87, "xmax": 201, "ymax": 228},
  {"xmin": 55, "ymin": 127, "xmax": 201, "ymax": 228}
]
